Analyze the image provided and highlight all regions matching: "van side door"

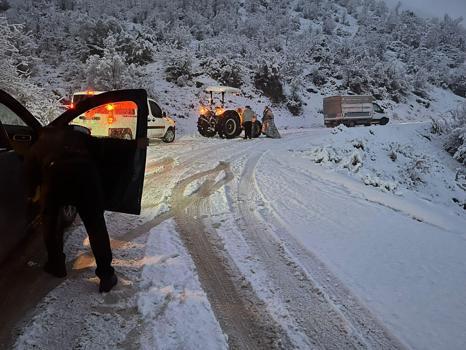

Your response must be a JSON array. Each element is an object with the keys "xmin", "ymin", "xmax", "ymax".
[{"xmin": 148, "ymin": 99, "xmax": 166, "ymax": 138}]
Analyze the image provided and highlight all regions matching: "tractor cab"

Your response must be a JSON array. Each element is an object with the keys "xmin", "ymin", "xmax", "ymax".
[{"xmin": 205, "ymin": 86, "xmax": 240, "ymax": 107}]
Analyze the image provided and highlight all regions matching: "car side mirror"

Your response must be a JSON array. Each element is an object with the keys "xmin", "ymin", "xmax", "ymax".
[{"xmin": 162, "ymin": 111, "xmax": 167, "ymax": 118}]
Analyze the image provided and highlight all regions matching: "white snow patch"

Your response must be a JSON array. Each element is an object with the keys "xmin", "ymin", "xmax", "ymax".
[{"xmin": 137, "ymin": 220, "xmax": 228, "ymax": 350}]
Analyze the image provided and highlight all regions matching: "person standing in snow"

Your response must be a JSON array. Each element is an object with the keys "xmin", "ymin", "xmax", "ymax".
[
  {"xmin": 25, "ymin": 126, "xmax": 118, "ymax": 293},
  {"xmin": 262, "ymin": 106, "xmax": 281, "ymax": 138},
  {"xmin": 242, "ymin": 105, "xmax": 255, "ymax": 140}
]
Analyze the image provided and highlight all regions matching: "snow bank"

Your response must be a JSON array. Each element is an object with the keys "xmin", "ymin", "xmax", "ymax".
[{"xmin": 296, "ymin": 123, "xmax": 466, "ymax": 214}]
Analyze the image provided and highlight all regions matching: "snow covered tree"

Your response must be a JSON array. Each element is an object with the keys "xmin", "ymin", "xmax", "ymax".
[
  {"xmin": 1, "ymin": 0, "xmax": 465, "ymax": 115},
  {"xmin": 83, "ymin": 36, "xmax": 134, "ymax": 90},
  {"xmin": 254, "ymin": 62, "xmax": 286, "ymax": 104},
  {"xmin": 432, "ymin": 103, "xmax": 466, "ymax": 165},
  {"xmin": 165, "ymin": 51, "xmax": 193, "ymax": 87},
  {"xmin": 0, "ymin": 0, "xmax": 10, "ymax": 12},
  {"xmin": 287, "ymin": 78, "xmax": 303, "ymax": 115},
  {"xmin": 323, "ymin": 17, "xmax": 336, "ymax": 35},
  {"xmin": 0, "ymin": 16, "xmax": 60, "ymax": 122}
]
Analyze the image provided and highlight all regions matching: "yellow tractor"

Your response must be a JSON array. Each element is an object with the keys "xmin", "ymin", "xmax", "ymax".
[{"xmin": 197, "ymin": 86, "xmax": 261, "ymax": 139}]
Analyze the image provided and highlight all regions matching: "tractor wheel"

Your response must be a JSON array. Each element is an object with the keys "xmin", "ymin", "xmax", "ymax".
[
  {"xmin": 252, "ymin": 120, "xmax": 262, "ymax": 138},
  {"xmin": 221, "ymin": 112, "xmax": 241, "ymax": 139},
  {"xmin": 198, "ymin": 118, "xmax": 216, "ymax": 137}
]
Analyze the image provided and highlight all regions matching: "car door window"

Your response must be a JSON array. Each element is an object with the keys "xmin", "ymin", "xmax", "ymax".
[
  {"xmin": 70, "ymin": 101, "xmax": 138, "ymax": 140},
  {"xmin": 0, "ymin": 101, "xmax": 36, "ymax": 154},
  {"xmin": 149, "ymin": 101, "xmax": 162, "ymax": 118},
  {"xmin": 0, "ymin": 103, "xmax": 27, "ymax": 127},
  {"xmin": 0, "ymin": 122, "xmax": 10, "ymax": 151}
]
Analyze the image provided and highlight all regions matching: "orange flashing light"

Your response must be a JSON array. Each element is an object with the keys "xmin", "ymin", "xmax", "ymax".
[
  {"xmin": 199, "ymin": 105, "xmax": 209, "ymax": 115},
  {"xmin": 86, "ymin": 90, "xmax": 95, "ymax": 96},
  {"xmin": 106, "ymin": 104, "xmax": 114, "ymax": 111},
  {"xmin": 214, "ymin": 107, "xmax": 224, "ymax": 116}
]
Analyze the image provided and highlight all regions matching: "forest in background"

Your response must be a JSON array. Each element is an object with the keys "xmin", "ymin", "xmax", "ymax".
[{"xmin": 0, "ymin": 0, "xmax": 465, "ymax": 120}]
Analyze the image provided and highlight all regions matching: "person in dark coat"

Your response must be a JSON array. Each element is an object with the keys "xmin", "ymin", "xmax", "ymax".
[{"xmin": 25, "ymin": 126, "xmax": 118, "ymax": 293}]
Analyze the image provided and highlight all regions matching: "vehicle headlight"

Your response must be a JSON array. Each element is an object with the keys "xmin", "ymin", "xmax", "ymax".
[
  {"xmin": 199, "ymin": 106, "xmax": 209, "ymax": 115},
  {"xmin": 214, "ymin": 108, "xmax": 224, "ymax": 116}
]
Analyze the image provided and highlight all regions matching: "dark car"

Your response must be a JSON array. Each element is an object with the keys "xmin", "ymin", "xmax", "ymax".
[{"xmin": 0, "ymin": 89, "xmax": 149, "ymax": 264}]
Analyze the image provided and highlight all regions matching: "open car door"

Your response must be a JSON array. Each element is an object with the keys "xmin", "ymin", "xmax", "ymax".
[
  {"xmin": 0, "ymin": 90, "xmax": 44, "ymax": 262},
  {"xmin": 50, "ymin": 89, "xmax": 149, "ymax": 215},
  {"xmin": 0, "ymin": 90, "xmax": 42, "ymax": 154}
]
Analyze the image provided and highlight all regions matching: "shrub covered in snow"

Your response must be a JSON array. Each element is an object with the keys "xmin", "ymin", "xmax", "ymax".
[
  {"xmin": 302, "ymin": 128, "xmax": 447, "ymax": 195},
  {"xmin": 165, "ymin": 52, "xmax": 193, "ymax": 87},
  {"xmin": 286, "ymin": 79, "xmax": 303, "ymax": 116},
  {"xmin": 200, "ymin": 58, "xmax": 243, "ymax": 88},
  {"xmin": 254, "ymin": 62, "xmax": 285, "ymax": 104},
  {"xmin": 431, "ymin": 103, "xmax": 466, "ymax": 165}
]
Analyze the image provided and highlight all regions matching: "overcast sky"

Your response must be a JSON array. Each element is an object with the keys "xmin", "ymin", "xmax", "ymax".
[{"xmin": 383, "ymin": 0, "xmax": 466, "ymax": 23}]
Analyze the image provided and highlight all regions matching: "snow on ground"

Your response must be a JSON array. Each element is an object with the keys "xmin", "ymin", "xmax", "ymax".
[
  {"xmin": 12, "ymin": 120, "xmax": 466, "ymax": 350},
  {"xmin": 137, "ymin": 220, "xmax": 227, "ymax": 350},
  {"xmin": 297, "ymin": 123, "xmax": 466, "ymax": 216},
  {"xmin": 253, "ymin": 124, "xmax": 466, "ymax": 349},
  {"xmin": 15, "ymin": 209, "xmax": 227, "ymax": 350}
]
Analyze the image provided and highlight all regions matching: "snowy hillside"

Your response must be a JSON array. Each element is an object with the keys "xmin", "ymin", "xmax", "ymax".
[{"xmin": 0, "ymin": 0, "xmax": 465, "ymax": 124}]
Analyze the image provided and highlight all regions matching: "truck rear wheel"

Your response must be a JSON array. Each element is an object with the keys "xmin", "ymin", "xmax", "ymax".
[{"xmin": 221, "ymin": 112, "xmax": 241, "ymax": 139}]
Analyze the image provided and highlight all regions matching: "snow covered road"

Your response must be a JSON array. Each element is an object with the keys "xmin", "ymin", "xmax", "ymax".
[{"xmin": 5, "ymin": 124, "xmax": 466, "ymax": 350}]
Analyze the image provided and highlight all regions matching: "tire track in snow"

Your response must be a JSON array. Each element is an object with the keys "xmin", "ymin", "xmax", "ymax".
[
  {"xmin": 232, "ymin": 152, "xmax": 385, "ymax": 350},
  {"xmin": 1, "ymin": 131, "xmax": 338, "ymax": 348},
  {"xmin": 171, "ymin": 161, "xmax": 293, "ymax": 350},
  {"xmin": 252, "ymin": 157, "xmax": 408, "ymax": 350},
  {"xmin": 0, "ymin": 139, "xmax": 238, "ymax": 348}
]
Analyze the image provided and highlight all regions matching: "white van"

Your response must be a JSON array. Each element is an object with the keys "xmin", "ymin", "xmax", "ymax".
[{"xmin": 71, "ymin": 91, "xmax": 176, "ymax": 142}]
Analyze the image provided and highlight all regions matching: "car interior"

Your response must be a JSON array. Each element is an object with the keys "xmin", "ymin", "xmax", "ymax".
[{"xmin": 0, "ymin": 120, "xmax": 11, "ymax": 151}]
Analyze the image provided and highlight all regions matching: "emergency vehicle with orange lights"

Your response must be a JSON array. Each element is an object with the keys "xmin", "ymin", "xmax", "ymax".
[{"xmin": 70, "ymin": 90, "xmax": 176, "ymax": 143}]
